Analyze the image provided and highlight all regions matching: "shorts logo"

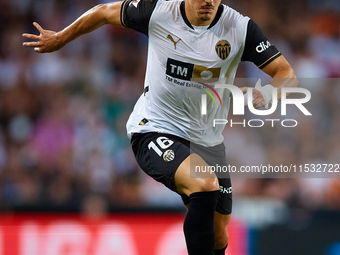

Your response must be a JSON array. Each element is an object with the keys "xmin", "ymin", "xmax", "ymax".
[
  {"xmin": 163, "ymin": 150, "xmax": 175, "ymax": 162},
  {"xmin": 220, "ymin": 186, "xmax": 232, "ymax": 194},
  {"xmin": 215, "ymin": 40, "xmax": 231, "ymax": 60}
]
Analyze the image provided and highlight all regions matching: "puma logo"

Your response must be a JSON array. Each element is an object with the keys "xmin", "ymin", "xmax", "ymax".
[{"xmin": 167, "ymin": 34, "xmax": 181, "ymax": 49}]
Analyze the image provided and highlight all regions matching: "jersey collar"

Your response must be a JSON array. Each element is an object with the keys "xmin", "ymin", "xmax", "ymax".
[{"xmin": 180, "ymin": 1, "xmax": 223, "ymax": 30}]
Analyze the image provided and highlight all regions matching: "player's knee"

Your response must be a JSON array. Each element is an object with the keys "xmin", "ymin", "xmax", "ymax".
[
  {"xmin": 197, "ymin": 177, "xmax": 219, "ymax": 192},
  {"xmin": 214, "ymin": 230, "xmax": 229, "ymax": 250}
]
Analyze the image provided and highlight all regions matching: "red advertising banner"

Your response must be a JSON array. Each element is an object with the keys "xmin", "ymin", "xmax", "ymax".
[{"xmin": 0, "ymin": 214, "xmax": 248, "ymax": 255}]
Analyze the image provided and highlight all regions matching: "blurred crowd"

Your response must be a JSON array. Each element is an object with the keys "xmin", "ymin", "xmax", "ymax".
[{"xmin": 0, "ymin": 0, "xmax": 339, "ymax": 216}]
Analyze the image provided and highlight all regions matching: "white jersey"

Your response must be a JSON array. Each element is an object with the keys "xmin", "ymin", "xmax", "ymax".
[{"xmin": 121, "ymin": 0, "xmax": 281, "ymax": 147}]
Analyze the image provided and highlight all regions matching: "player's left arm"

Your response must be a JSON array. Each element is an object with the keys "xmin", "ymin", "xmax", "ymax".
[{"xmin": 240, "ymin": 19, "xmax": 298, "ymax": 109}]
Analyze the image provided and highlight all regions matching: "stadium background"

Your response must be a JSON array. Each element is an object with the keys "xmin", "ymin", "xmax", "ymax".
[{"xmin": 0, "ymin": 0, "xmax": 340, "ymax": 254}]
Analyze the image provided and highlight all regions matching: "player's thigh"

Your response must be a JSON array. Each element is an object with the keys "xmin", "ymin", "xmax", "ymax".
[
  {"xmin": 174, "ymin": 153, "xmax": 219, "ymax": 196},
  {"xmin": 131, "ymin": 132, "xmax": 193, "ymax": 192}
]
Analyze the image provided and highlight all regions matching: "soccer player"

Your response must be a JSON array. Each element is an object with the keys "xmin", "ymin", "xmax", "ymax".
[{"xmin": 22, "ymin": 0, "xmax": 297, "ymax": 254}]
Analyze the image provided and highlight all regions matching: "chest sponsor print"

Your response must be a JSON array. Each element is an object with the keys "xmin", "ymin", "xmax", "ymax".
[{"xmin": 165, "ymin": 58, "xmax": 223, "ymax": 106}]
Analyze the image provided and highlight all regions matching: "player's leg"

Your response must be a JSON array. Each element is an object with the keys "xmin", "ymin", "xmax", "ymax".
[
  {"xmin": 185, "ymin": 142, "xmax": 232, "ymax": 255},
  {"xmin": 131, "ymin": 132, "xmax": 221, "ymax": 255},
  {"xmin": 214, "ymin": 212, "xmax": 231, "ymax": 254},
  {"xmin": 180, "ymin": 204, "xmax": 231, "ymax": 255},
  {"xmin": 174, "ymin": 153, "xmax": 219, "ymax": 194},
  {"xmin": 181, "ymin": 203, "xmax": 231, "ymax": 254},
  {"xmin": 212, "ymin": 175, "xmax": 232, "ymax": 255},
  {"xmin": 176, "ymin": 141, "xmax": 233, "ymax": 255},
  {"xmin": 175, "ymin": 154, "xmax": 220, "ymax": 255}
]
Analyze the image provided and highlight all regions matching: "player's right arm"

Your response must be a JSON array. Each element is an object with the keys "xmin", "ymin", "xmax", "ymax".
[{"xmin": 22, "ymin": 2, "xmax": 123, "ymax": 53}]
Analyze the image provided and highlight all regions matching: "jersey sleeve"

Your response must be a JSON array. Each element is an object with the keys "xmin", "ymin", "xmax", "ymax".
[
  {"xmin": 120, "ymin": 0, "xmax": 158, "ymax": 36},
  {"xmin": 241, "ymin": 19, "xmax": 282, "ymax": 69}
]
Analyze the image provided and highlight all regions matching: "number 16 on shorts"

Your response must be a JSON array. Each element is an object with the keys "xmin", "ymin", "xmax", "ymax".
[{"xmin": 148, "ymin": 137, "xmax": 175, "ymax": 162}]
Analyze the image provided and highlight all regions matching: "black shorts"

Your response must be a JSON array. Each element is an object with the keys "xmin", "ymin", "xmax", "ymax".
[{"xmin": 131, "ymin": 132, "xmax": 232, "ymax": 215}]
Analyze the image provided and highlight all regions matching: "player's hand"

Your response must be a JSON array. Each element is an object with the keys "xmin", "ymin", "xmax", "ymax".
[
  {"xmin": 240, "ymin": 87, "xmax": 266, "ymax": 109},
  {"xmin": 22, "ymin": 22, "xmax": 62, "ymax": 53},
  {"xmin": 241, "ymin": 79, "xmax": 274, "ymax": 109}
]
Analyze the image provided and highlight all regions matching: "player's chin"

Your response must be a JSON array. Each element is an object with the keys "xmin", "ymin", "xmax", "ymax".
[
  {"xmin": 201, "ymin": 14, "xmax": 211, "ymax": 21},
  {"xmin": 199, "ymin": 13, "xmax": 213, "ymax": 21}
]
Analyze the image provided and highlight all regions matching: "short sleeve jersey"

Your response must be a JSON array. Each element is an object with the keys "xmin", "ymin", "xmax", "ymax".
[{"xmin": 122, "ymin": 0, "xmax": 281, "ymax": 147}]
